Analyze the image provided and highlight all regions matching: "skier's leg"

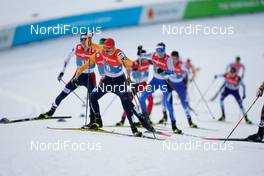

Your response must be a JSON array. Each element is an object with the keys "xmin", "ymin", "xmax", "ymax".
[
  {"xmin": 146, "ymin": 95, "xmax": 154, "ymax": 114},
  {"xmin": 219, "ymin": 88, "xmax": 228, "ymax": 121},
  {"xmin": 139, "ymin": 78, "xmax": 158, "ymax": 113},
  {"xmin": 233, "ymin": 90, "xmax": 252, "ymax": 124},
  {"xmin": 81, "ymin": 72, "xmax": 97, "ymax": 122},
  {"xmin": 247, "ymin": 104, "xmax": 264, "ymax": 141},
  {"xmin": 38, "ymin": 76, "xmax": 80, "ymax": 118},
  {"xmin": 163, "ymin": 84, "xmax": 182, "ymax": 133},
  {"xmin": 174, "ymin": 81, "xmax": 197, "ymax": 128}
]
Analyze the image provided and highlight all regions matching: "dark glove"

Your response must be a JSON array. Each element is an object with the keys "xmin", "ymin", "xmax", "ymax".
[
  {"xmin": 157, "ymin": 68, "xmax": 165, "ymax": 74},
  {"xmin": 242, "ymin": 94, "xmax": 246, "ymax": 100},
  {"xmin": 214, "ymin": 75, "xmax": 218, "ymax": 79},
  {"xmin": 57, "ymin": 72, "xmax": 64, "ymax": 82},
  {"xmin": 71, "ymin": 77, "xmax": 79, "ymax": 85},
  {"xmin": 126, "ymin": 76, "xmax": 132, "ymax": 85},
  {"xmin": 257, "ymin": 87, "xmax": 264, "ymax": 97},
  {"xmin": 137, "ymin": 45, "xmax": 143, "ymax": 56}
]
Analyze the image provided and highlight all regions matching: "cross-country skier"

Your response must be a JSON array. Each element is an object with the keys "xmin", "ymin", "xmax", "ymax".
[
  {"xmin": 214, "ymin": 67, "xmax": 252, "ymax": 124},
  {"xmin": 183, "ymin": 58, "xmax": 197, "ymax": 91},
  {"xmin": 38, "ymin": 33, "xmax": 97, "ymax": 121},
  {"xmin": 115, "ymin": 46, "xmax": 154, "ymax": 126},
  {"xmin": 226, "ymin": 56, "xmax": 245, "ymax": 79},
  {"xmin": 162, "ymin": 51, "xmax": 198, "ymax": 132},
  {"xmin": 139, "ymin": 43, "xmax": 184, "ymax": 134},
  {"xmin": 247, "ymin": 82, "xmax": 264, "ymax": 141},
  {"xmin": 73, "ymin": 37, "xmax": 155, "ymax": 136},
  {"xmin": 212, "ymin": 56, "xmax": 246, "ymax": 102}
]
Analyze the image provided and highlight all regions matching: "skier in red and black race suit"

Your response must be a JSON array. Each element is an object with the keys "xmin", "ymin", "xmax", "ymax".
[
  {"xmin": 247, "ymin": 82, "xmax": 264, "ymax": 142},
  {"xmin": 38, "ymin": 33, "xmax": 97, "ymax": 120},
  {"xmin": 115, "ymin": 46, "xmax": 154, "ymax": 127},
  {"xmin": 214, "ymin": 67, "xmax": 252, "ymax": 124},
  {"xmin": 73, "ymin": 36, "xmax": 155, "ymax": 136},
  {"xmin": 212, "ymin": 56, "xmax": 246, "ymax": 101}
]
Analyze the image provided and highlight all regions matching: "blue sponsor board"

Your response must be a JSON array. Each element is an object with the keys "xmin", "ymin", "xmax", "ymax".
[{"xmin": 12, "ymin": 6, "xmax": 143, "ymax": 47}]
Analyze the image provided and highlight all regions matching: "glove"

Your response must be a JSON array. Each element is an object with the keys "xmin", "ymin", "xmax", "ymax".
[
  {"xmin": 257, "ymin": 87, "xmax": 264, "ymax": 97},
  {"xmin": 126, "ymin": 76, "xmax": 132, "ymax": 85},
  {"xmin": 137, "ymin": 45, "xmax": 143, "ymax": 56},
  {"xmin": 71, "ymin": 77, "xmax": 79, "ymax": 85},
  {"xmin": 214, "ymin": 75, "xmax": 218, "ymax": 79},
  {"xmin": 87, "ymin": 32, "xmax": 94, "ymax": 38},
  {"xmin": 157, "ymin": 68, "xmax": 165, "ymax": 74},
  {"xmin": 57, "ymin": 72, "xmax": 64, "ymax": 82},
  {"xmin": 242, "ymin": 94, "xmax": 246, "ymax": 100}
]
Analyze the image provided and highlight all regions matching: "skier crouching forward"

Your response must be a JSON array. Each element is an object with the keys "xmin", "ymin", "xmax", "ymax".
[
  {"xmin": 247, "ymin": 82, "xmax": 264, "ymax": 142},
  {"xmin": 73, "ymin": 36, "xmax": 155, "ymax": 136}
]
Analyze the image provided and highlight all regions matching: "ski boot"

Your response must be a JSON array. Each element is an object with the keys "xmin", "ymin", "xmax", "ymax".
[
  {"xmin": 38, "ymin": 106, "xmax": 56, "ymax": 119},
  {"xmin": 131, "ymin": 124, "xmax": 143, "ymax": 137},
  {"xmin": 188, "ymin": 118, "xmax": 198, "ymax": 128},
  {"xmin": 134, "ymin": 122, "xmax": 142, "ymax": 127},
  {"xmin": 247, "ymin": 126, "xmax": 263, "ymax": 142},
  {"xmin": 88, "ymin": 113, "xmax": 103, "ymax": 130},
  {"xmin": 171, "ymin": 122, "xmax": 182, "ymax": 134},
  {"xmin": 139, "ymin": 113, "xmax": 155, "ymax": 132},
  {"xmin": 244, "ymin": 115, "xmax": 253, "ymax": 124},
  {"xmin": 158, "ymin": 111, "xmax": 168, "ymax": 124},
  {"xmin": 218, "ymin": 115, "xmax": 225, "ymax": 122},
  {"xmin": 115, "ymin": 119, "xmax": 125, "ymax": 127},
  {"xmin": 81, "ymin": 115, "xmax": 95, "ymax": 129}
]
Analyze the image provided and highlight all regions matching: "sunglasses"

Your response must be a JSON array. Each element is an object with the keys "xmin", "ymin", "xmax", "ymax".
[{"xmin": 156, "ymin": 47, "xmax": 165, "ymax": 54}]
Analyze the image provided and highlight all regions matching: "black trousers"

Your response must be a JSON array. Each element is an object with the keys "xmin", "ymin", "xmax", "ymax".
[{"xmin": 90, "ymin": 75, "xmax": 137, "ymax": 125}]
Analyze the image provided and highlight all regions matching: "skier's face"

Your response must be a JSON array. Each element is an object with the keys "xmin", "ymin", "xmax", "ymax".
[
  {"xmin": 230, "ymin": 71, "xmax": 236, "ymax": 77},
  {"xmin": 172, "ymin": 56, "xmax": 179, "ymax": 63},
  {"xmin": 104, "ymin": 47, "xmax": 114, "ymax": 55}
]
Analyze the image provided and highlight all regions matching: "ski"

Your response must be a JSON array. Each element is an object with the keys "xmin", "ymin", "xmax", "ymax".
[
  {"xmin": 104, "ymin": 125, "xmax": 171, "ymax": 137},
  {"xmin": 202, "ymin": 137, "xmax": 264, "ymax": 143},
  {"xmin": 174, "ymin": 133, "xmax": 264, "ymax": 143},
  {"xmin": 47, "ymin": 126, "xmax": 166, "ymax": 140},
  {"xmin": 0, "ymin": 116, "xmax": 72, "ymax": 124}
]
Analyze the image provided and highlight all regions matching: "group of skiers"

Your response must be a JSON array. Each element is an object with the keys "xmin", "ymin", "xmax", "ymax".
[{"xmin": 38, "ymin": 33, "xmax": 263, "ymax": 141}]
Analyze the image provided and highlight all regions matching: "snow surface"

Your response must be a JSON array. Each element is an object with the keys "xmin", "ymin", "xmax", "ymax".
[{"xmin": 0, "ymin": 12, "xmax": 264, "ymax": 176}]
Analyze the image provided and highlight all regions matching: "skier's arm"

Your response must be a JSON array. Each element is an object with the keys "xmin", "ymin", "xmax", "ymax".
[
  {"xmin": 210, "ymin": 82, "xmax": 225, "ymax": 101},
  {"xmin": 189, "ymin": 63, "xmax": 197, "ymax": 80},
  {"xmin": 226, "ymin": 64, "xmax": 231, "ymax": 73},
  {"xmin": 257, "ymin": 81, "xmax": 264, "ymax": 97},
  {"xmin": 75, "ymin": 54, "xmax": 96, "ymax": 78},
  {"xmin": 240, "ymin": 80, "xmax": 246, "ymax": 98},
  {"xmin": 57, "ymin": 48, "xmax": 75, "ymax": 81},
  {"xmin": 241, "ymin": 64, "xmax": 245, "ymax": 79},
  {"xmin": 214, "ymin": 74, "xmax": 225, "ymax": 79}
]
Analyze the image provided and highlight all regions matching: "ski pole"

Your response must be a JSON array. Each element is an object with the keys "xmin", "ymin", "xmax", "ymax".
[
  {"xmin": 195, "ymin": 79, "xmax": 216, "ymax": 108},
  {"xmin": 101, "ymin": 95, "xmax": 117, "ymax": 116},
  {"xmin": 210, "ymin": 83, "xmax": 225, "ymax": 102},
  {"xmin": 84, "ymin": 58, "xmax": 91, "ymax": 125},
  {"xmin": 193, "ymin": 79, "xmax": 215, "ymax": 119},
  {"xmin": 224, "ymin": 97, "xmax": 259, "ymax": 143},
  {"xmin": 61, "ymin": 79, "xmax": 86, "ymax": 105}
]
